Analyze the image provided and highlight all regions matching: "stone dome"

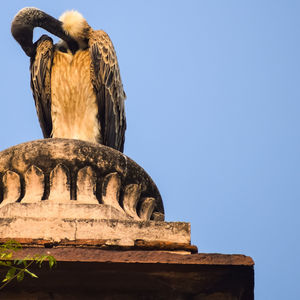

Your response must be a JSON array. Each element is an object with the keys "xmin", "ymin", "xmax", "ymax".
[{"xmin": 0, "ymin": 138, "xmax": 164, "ymax": 221}]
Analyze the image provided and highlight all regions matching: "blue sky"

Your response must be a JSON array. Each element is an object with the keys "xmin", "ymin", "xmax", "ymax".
[{"xmin": 1, "ymin": 1, "xmax": 300, "ymax": 298}]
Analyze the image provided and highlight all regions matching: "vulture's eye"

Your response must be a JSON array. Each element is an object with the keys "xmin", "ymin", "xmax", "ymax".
[{"xmin": 58, "ymin": 45, "xmax": 68, "ymax": 53}]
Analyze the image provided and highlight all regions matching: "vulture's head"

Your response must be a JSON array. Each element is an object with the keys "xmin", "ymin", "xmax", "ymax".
[{"xmin": 59, "ymin": 10, "xmax": 91, "ymax": 50}]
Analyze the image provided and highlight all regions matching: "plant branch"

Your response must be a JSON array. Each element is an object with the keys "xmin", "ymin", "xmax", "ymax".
[{"xmin": 0, "ymin": 260, "xmax": 35, "ymax": 290}]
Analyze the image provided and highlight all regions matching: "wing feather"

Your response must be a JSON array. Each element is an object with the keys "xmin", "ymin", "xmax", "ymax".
[
  {"xmin": 89, "ymin": 30, "xmax": 126, "ymax": 152},
  {"xmin": 30, "ymin": 35, "xmax": 54, "ymax": 138}
]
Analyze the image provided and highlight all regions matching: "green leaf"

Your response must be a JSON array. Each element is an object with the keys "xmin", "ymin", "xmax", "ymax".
[
  {"xmin": 16, "ymin": 271, "xmax": 24, "ymax": 282},
  {"xmin": 3, "ymin": 267, "xmax": 16, "ymax": 282},
  {"xmin": 7, "ymin": 267, "xmax": 16, "ymax": 278},
  {"xmin": 0, "ymin": 253, "xmax": 9, "ymax": 259},
  {"xmin": 48, "ymin": 256, "xmax": 56, "ymax": 268},
  {"xmin": 2, "ymin": 240, "xmax": 21, "ymax": 251},
  {"xmin": 36, "ymin": 255, "xmax": 47, "ymax": 267},
  {"xmin": 24, "ymin": 269, "xmax": 38, "ymax": 278},
  {"xmin": 0, "ymin": 240, "xmax": 57, "ymax": 289},
  {"xmin": 15, "ymin": 260, "xmax": 23, "ymax": 266}
]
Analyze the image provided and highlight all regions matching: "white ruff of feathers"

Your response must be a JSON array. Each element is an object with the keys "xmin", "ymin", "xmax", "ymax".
[{"xmin": 59, "ymin": 10, "xmax": 89, "ymax": 42}]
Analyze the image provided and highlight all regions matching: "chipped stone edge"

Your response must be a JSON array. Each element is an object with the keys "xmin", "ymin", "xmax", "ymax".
[{"xmin": 0, "ymin": 217, "xmax": 191, "ymax": 246}]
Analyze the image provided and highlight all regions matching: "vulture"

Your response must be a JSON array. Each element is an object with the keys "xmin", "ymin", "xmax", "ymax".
[{"xmin": 11, "ymin": 7, "xmax": 126, "ymax": 152}]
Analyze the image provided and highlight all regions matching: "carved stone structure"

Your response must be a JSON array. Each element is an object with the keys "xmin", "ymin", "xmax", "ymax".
[
  {"xmin": 0, "ymin": 138, "xmax": 254, "ymax": 299},
  {"xmin": 0, "ymin": 138, "xmax": 163, "ymax": 220},
  {"xmin": 0, "ymin": 138, "xmax": 193, "ymax": 250}
]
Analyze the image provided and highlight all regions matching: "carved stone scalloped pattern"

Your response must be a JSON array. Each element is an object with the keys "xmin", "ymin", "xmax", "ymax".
[
  {"xmin": 102, "ymin": 172, "xmax": 122, "ymax": 210},
  {"xmin": 139, "ymin": 197, "xmax": 156, "ymax": 221},
  {"xmin": 123, "ymin": 184, "xmax": 141, "ymax": 219},
  {"xmin": 0, "ymin": 164, "xmax": 156, "ymax": 220},
  {"xmin": 0, "ymin": 139, "xmax": 165, "ymax": 221},
  {"xmin": 48, "ymin": 164, "xmax": 71, "ymax": 203},
  {"xmin": 77, "ymin": 166, "xmax": 98, "ymax": 204},
  {"xmin": 0, "ymin": 171, "xmax": 21, "ymax": 207},
  {"xmin": 22, "ymin": 165, "xmax": 44, "ymax": 203}
]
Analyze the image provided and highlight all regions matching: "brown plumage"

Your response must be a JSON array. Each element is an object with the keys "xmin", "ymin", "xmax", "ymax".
[{"xmin": 11, "ymin": 8, "xmax": 126, "ymax": 152}]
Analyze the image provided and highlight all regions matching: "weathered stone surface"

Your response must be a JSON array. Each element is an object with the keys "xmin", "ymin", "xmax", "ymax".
[
  {"xmin": 0, "ymin": 237, "xmax": 198, "ymax": 253},
  {"xmin": 0, "ymin": 213, "xmax": 190, "ymax": 246},
  {"xmin": 123, "ymin": 183, "xmax": 141, "ymax": 219},
  {"xmin": 22, "ymin": 165, "xmax": 44, "ymax": 203},
  {"xmin": 0, "ymin": 203, "xmax": 129, "ymax": 220},
  {"xmin": 0, "ymin": 138, "xmax": 164, "ymax": 220},
  {"xmin": 6, "ymin": 248, "xmax": 254, "ymax": 266},
  {"xmin": 0, "ymin": 248, "xmax": 254, "ymax": 300},
  {"xmin": 0, "ymin": 170, "xmax": 21, "ymax": 207},
  {"xmin": 101, "ymin": 172, "xmax": 122, "ymax": 210},
  {"xmin": 77, "ymin": 166, "xmax": 98, "ymax": 204},
  {"xmin": 48, "ymin": 163, "xmax": 71, "ymax": 202},
  {"xmin": 139, "ymin": 197, "xmax": 156, "ymax": 221}
]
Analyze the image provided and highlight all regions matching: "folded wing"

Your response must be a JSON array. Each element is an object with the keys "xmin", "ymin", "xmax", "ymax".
[
  {"xmin": 89, "ymin": 30, "xmax": 126, "ymax": 152},
  {"xmin": 30, "ymin": 35, "xmax": 54, "ymax": 138}
]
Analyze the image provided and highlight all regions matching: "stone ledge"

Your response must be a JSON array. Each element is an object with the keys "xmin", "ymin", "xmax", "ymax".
[
  {"xmin": 6, "ymin": 247, "xmax": 254, "ymax": 266},
  {"xmin": 0, "ymin": 217, "xmax": 191, "ymax": 247},
  {"xmin": 0, "ymin": 203, "xmax": 130, "ymax": 220},
  {"xmin": 0, "ymin": 247, "xmax": 254, "ymax": 299},
  {"xmin": 0, "ymin": 238, "xmax": 198, "ymax": 253}
]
